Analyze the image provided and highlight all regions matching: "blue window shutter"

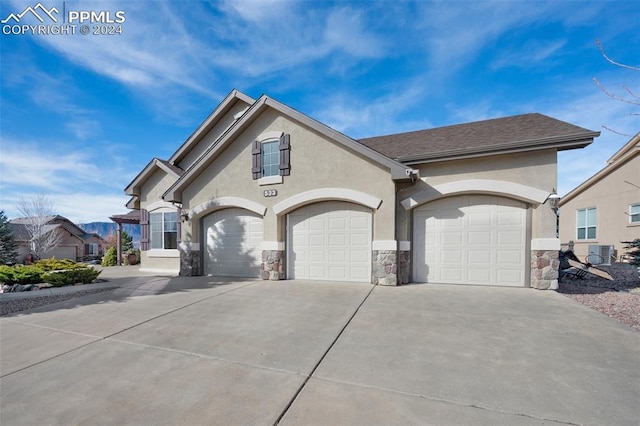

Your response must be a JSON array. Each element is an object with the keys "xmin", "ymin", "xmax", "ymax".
[{"xmin": 279, "ymin": 133, "xmax": 291, "ymax": 176}]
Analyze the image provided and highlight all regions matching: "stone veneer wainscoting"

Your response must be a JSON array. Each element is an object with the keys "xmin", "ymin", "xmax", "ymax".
[
  {"xmin": 262, "ymin": 250, "xmax": 285, "ymax": 280},
  {"xmin": 372, "ymin": 250, "xmax": 410, "ymax": 286},
  {"xmin": 531, "ymin": 250, "xmax": 559, "ymax": 290},
  {"xmin": 179, "ymin": 249, "xmax": 200, "ymax": 276}
]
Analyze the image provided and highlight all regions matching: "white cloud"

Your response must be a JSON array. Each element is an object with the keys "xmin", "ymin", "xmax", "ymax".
[
  {"xmin": 313, "ymin": 83, "xmax": 433, "ymax": 138},
  {"xmin": 491, "ymin": 39, "xmax": 568, "ymax": 70},
  {"xmin": 1, "ymin": 191, "xmax": 131, "ymax": 224}
]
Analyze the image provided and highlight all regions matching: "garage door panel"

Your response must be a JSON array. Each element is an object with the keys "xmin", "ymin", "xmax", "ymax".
[
  {"xmin": 329, "ymin": 234, "xmax": 346, "ymax": 246},
  {"xmin": 469, "ymin": 250, "xmax": 491, "ymax": 264},
  {"xmin": 469, "ymin": 212, "xmax": 492, "ymax": 227},
  {"xmin": 414, "ymin": 195, "xmax": 526, "ymax": 286},
  {"xmin": 203, "ymin": 209, "xmax": 263, "ymax": 278},
  {"xmin": 289, "ymin": 201, "xmax": 371, "ymax": 282},
  {"xmin": 498, "ymin": 270, "xmax": 523, "ymax": 285},
  {"xmin": 442, "ymin": 232, "xmax": 463, "ymax": 246},
  {"xmin": 498, "ymin": 231, "xmax": 524, "ymax": 245},
  {"xmin": 329, "ymin": 218, "xmax": 346, "ymax": 230},
  {"xmin": 498, "ymin": 211, "xmax": 524, "ymax": 225},
  {"xmin": 469, "ymin": 268, "xmax": 491, "ymax": 283},
  {"xmin": 498, "ymin": 251, "xmax": 522, "ymax": 264},
  {"xmin": 468, "ymin": 231, "xmax": 492, "ymax": 245}
]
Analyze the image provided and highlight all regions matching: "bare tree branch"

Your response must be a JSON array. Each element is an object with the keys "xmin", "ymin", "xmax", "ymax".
[
  {"xmin": 601, "ymin": 125, "xmax": 631, "ymax": 137},
  {"xmin": 593, "ymin": 78, "xmax": 640, "ymax": 106},
  {"xmin": 16, "ymin": 194, "xmax": 63, "ymax": 260},
  {"xmin": 596, "ymin": 39, "xmax": 640, "ymax": 71}
]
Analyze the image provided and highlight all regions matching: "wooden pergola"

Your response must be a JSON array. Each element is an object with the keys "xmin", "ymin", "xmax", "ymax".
[{"xmin": 109, "ymin": 210, "xmax": 140, "ymax": 266}]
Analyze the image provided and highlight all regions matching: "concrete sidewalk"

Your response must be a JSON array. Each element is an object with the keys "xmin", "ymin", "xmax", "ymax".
[{"xmin": 1, "ymin": 274, "xmax": 638, "ymax": 425}]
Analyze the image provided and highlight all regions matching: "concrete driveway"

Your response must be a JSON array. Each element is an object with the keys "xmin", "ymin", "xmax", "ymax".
[{"xmin": 1, "ymin": 270, "xmax": 638, "ymax": 425}]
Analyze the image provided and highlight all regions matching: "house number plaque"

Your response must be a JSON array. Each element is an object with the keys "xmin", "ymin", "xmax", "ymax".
[{"xmin": 263, "ymin": 189, "xmax": 278, "ymax": 197}]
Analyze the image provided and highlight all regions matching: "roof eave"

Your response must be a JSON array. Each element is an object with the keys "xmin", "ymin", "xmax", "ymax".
[
  {"xmin": 124, "ymin": 158, "xmax": 181, "ymax": 196},
  {"xmin": 164, "ymin": 95, "xmax": 415, "ymax": 202},
  {"xmin": 168, "ymin": 89, "xmax": 255, "ymax": 165},
  {"xmin": 398, "ymin": 134, "xmax": 598, "ymax": 165}
]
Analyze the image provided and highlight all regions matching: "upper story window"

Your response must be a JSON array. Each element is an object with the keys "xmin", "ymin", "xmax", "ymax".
[
  {"xmin": 262, "ymin": 140, "xmax": 280, "ymax": 177},
  {"xmin": 576, "ymin": 207, "xmax": 596, "ymax": 240},
  {"xmin": 150, "ymin": 211, "xmax": 178, "ymax": 249},
  {"xmin": 630, "ymin": 204, "xmax": 640, "ymax": 224},
  {"xmin": 252, "ymin": 133, "xmax": 290, "ymax": 182}
]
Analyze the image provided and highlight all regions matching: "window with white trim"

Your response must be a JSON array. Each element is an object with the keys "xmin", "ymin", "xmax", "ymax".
[
  {"xmin": 630, "ymin": 204, "xmax": 640, "ymax": 223},
  {"xmin": 150, "ymin": 211, "xmax": 178, "ymax": 249},
  {"xmin": 85, "ymin": 243, "xmax": 99, "ymax": 256},
  {"xmin": 262, "ymin": 140, "xmax": 279, "ymax": 177},
  {"xmin": 576, "ymin": 207, "xmax": 596, "ymax": 240},
  {"xmin": 251, "ymin": 133, "xmax": 291, "ymax": 180}
]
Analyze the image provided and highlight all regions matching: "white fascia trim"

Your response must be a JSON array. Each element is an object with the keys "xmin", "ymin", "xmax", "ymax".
[
  {"xmin": 531, "ymin": 238, "xmax": 561, "ymax": 251},
  {"xmin": 259, "ymin": 175, "xmax": 283, "ymax": 186},
  {"xmin": 147, "ymin": 249, "xmax": 180, "ymax": 258},
  {"xmin": 273, "ymin": 188, "xmax": 383, "ymax": 215},
  {"xmin": 401, "ymin": 179, "xmax": 551, "ymax": 210},
  {"xmin": 261, "ymin": 241, "xmax": 285, "ymax": 251},
  {"xmin": 372, "ymin": 240, "xmax": 397, "ymax": 250},
  {"xmin": 189, "ymin": 197, "xmax": 267, "ymax": 219},
  {"xmin": 399, "ymin": 241, "xmax": 411, "ymax": 251},
  {"xmin": 179, "ymin": 242, "xmax": 200, "ymax": 251},
  {"xmin": 146, "ymin": 200, "xmax": 178, "ymax": 212}
]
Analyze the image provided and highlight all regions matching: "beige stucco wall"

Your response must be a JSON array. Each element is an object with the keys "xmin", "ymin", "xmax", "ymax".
[
  {"xmin": 181, "ymin": 108, "xmax": 397, "ymax": 245},
  {"xmin": 559, "ymin": 154, "xmax": 640, "ymax": 259},
  {"xmin": 138, "ymin": 170, "xmax": 181, "ymax": 273},
  {"xmin": 176, "ymin": 101, "xmax": 252, "ymax": 170},
  {"xmin": 140, "ymin": 169, "xmax": 177, "ymax": 205},
  {"xmin": 397, "ymin": 150, "xmax": 558, "ymax": 242}
]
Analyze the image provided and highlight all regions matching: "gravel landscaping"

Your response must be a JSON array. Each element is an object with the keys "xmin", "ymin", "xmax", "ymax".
[
  {"xmin": 558, "ymin": 263, "xmax": 640, "ymax": 331},
  {"xmin": 0, "ymin": 286, "xmax": 116, "ymax": 316}
]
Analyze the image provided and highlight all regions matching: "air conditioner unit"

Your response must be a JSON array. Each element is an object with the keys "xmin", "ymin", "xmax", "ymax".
[{"xmin": 588, "ymin": 245, "xmax": 614, "ymax": 265}]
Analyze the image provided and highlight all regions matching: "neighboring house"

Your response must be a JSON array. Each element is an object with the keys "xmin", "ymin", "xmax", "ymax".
[
  {"xmin": 125, "ymin": 89, "xmax": 598, "ymax": 289},
  {"xmin": 9, "ymin": 215, "xmax": 106, "ymax": 262},
  {"xmin": 559, "ymin": 132, "xmax": 640, "ymax": 263}
]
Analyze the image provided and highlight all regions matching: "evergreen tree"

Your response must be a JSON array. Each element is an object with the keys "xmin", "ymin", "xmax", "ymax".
[
  {"xmin": 121, "ymin": 230, "xmax": 133, "ymax": 252},
  {"xmin": 0, "ymin": 210, "xmax": 19, "ymax": 264}
]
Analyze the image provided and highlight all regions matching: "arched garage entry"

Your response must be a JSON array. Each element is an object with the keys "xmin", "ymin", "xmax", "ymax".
[
  {"xmin": 413, "ymin": 194, "xmax": 527, "ymax": 286},
  {"xmin": 288, "ymin": 201, "xmax": 372, "ymax": 282},
  {"xmin": 202, "ymin": 208, "xmax": 264, "ymax": 277}
]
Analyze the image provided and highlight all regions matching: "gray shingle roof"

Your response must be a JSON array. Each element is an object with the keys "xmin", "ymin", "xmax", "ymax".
[{"xmin": 358, "ymin": 113, "xmax": 599, "ymax": 163}]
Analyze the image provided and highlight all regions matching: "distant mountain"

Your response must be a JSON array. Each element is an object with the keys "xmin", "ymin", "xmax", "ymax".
[{"xmin": 79, "ymin": 222, "xmax": 141, "ymax": 247}]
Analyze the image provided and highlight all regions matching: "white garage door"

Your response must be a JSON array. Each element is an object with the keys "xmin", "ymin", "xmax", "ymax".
[
  {"xmin": 45, "ymin": 246, "xmax": 76, "ymax": 261},
  {"xmin": 203, "ymin": 208, "xmax": 263, "ymax": 277},
  {"xmin": 413, "ymin": 195, "xmax": 527, "ymax": 286},
  {"xmin": 288, "ymin": 201, "xmax": 371, "ymax": 282}
]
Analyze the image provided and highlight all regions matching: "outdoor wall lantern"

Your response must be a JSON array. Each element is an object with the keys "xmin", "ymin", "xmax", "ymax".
[
  {"xmin": 181, "ymin": 210, "xmax": 189, "ymax": 222},
  {"xmin": 546, "ymin": 188, "xmax": 561, "ymax": 211}
]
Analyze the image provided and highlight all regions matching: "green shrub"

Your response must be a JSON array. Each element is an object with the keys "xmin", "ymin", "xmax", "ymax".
[
  {"xmin": 0, "ymin": 261, "xmax": 100, "ymax": 286},
  {"xmin": 43, "ymin": 267, "xmax": 101, "ymax": 287},
  {"xmin": 74, "ymin": 268, "xmax": 101, "ymax": 284},
  {"xmin": 102, "ymin": 247, "xmax": 118, "ymax": 267},
  {"xmin": 44, "ymin": 270, "xmax": 76, "ymax": 287},
  {"xmin": 0, "ymin": 265, "xmax": 44, "ymax": 285},
  {"xmin": 35, "ymin": 258, "xmax": 84, "ymax": 272}
]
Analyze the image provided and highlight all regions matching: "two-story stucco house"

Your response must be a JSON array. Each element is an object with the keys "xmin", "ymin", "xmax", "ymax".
[
  {"xmin": 559, "ymin": 132, "xmax": 640, "ymax": 263},
  {"xmin": 125, "ymin": 89, "xmax": 598, "ymax": 289}
]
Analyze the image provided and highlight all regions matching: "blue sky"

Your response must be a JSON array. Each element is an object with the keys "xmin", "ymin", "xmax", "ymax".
[{"xmin": 1, "ymin": 0, "xmax": 638, "ymax": 223}]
